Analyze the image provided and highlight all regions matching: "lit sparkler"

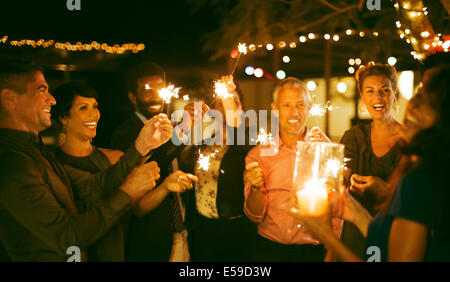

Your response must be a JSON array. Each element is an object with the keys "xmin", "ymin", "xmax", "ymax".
[
  {"xmin": 213, "ymin": 81, "xmax": 233, "ymax": 99},
  {"xmin": 197, "ymin": 150, "xmax": 219, "ymax": 171},
  {"xmin": 158, "ymin": 84, "xmax": 181, "ymax": 104},
  {"xmin": 309, "ymin": 101, "xmax": 333, "ymax": 117},
  {"xmin": 231, "ymin": 43, "xmax": 247, "ymax": 76},
  {"xmin": 251, "ymin": 128, "xmax": 276, "ymax": 146}
]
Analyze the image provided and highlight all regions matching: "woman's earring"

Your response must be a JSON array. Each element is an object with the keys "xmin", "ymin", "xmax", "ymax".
[{"xmin": 58, "ymin": 125, "xmax": 67, "ymax": 146}]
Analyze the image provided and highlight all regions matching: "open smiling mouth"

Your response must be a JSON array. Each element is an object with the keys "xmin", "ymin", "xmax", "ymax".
[
  {"xmin": 83, "ymin": 122, "xmax": 97, "ymax": 129},
  {"xmin": 372, "ymin": 104, "xmax": 385, "ymax": 111}
]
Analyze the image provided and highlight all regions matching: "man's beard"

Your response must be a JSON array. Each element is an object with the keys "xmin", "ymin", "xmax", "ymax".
[{"xmin": 136, "ymin": 99, "xmax": 163, "ymax": 119}]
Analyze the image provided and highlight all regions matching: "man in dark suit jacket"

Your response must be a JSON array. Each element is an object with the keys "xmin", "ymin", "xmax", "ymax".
[
  {"xmin": 110, "ymin": 62, "xmax": 183, "ymax": 261},
  {"xmin": 0, "ymin": 60, "xmax": 170, "ymax": 261}
]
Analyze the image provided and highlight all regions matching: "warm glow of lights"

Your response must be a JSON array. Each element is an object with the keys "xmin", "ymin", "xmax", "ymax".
[
  {"xmin": 254, "ymin": 68, "xmax": 264, "ymax": 78},
  {"xmin": 290, "ymin": 42, "xmax": 296, "ymax": 48},
  {"xmin": 249, "ymin": 44, "xmax": 256, "ymax": 51},
  {"xmin": 346, "ymin": 29, "xmax": 352, "ymax": 35},
  {"xmin": 324, "ymin": 34, "xmax": 330, "ymax": 40},
  {"xmin": 266, "ymin": 43, "xmax": 274, "ymax": 50},
  {"xmin": 245, "ymin": 66, "xmax": 255, "ymax": 76},
  {"xmin": 396, "ymin": 21, "xmax": 401, "ymax": 28},
  {"xmin": 279, "ymin": 41, "xmax": 286, "ymax": 48},
  {"xmin": 373, "ymin": 32, "xmax": 379, "ymax": 37},
  {"xmin": 333, "ymin": 35, "xmax": 339, "ymax": 41},
  {"xmin": 348, "ymin": 67, "xmax": 355, "ymax": 74},
  {"xmin": 387, "ymin": 57, "xmax": 397, "ymax": 66},
  {"xmin": 197, "ymin": 152, "xmax": 217, "ymax": 171},
  {"xmin": 308, "ymin": 33, "xmax": 315, "ymax": 39},
  {"xmin": 299, "ymin": 36, "xmax": 307, "ymax": 43},
  {"xmin": 307, "ymin": 81, "xmax": 317, "ymax": 91},
  {"xmin": 337, "ymin": 82, "xmax": 347, "ymax": 93},
  {"xmin": 282, "ymin": 55, "xmax": 290, "ymax": 63},
  {"xmin": 349, "ymin": 58, "xmax": 355, "ymax": 65},
  {"xmin": 398, "ymin": 71, "xmax": 414, "ymax": 100},
  {"xmin": 355, "ymin": 58, "xmax": 362, "ymax": 65},
  {"xmin": 405, "ymin": 29, "xmax": 411, "ymax": 35},
  {"xmin": 420, "ymin": 31, "xmax": 430, "ymax": 38},
  {"xmin": 276, "ymin": 70, "xmax": 286, "ymax": 80},
  {"xmin": 359, "ymin": 32, "xmax": 365, "ymax": 37},
  {"xmin": 183, "ymin": 95, "xmax": 190, "ymax": 101}
]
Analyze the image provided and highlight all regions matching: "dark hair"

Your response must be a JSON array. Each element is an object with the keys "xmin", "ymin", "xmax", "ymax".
[
  {"xmin": 383, "ymin": 66, "xmax": 450, "ymax": 243},
  {"xmin": 125, "ymin": 62, "xmax": 164, "ymax": 96},
  {"xmin": 0, "ymin": 60, "xmax": 43, "ymax": 94},
  {"xmin": 421, "ymin": 51, "xmax": 450, "ymax": 75},
  {"xmin": 355, "ymin": 62, "xmax": 398, "ymax": 92},
  {"xmin": 51, "ymin": 81, "xmax": 99, "ymax": 125}
]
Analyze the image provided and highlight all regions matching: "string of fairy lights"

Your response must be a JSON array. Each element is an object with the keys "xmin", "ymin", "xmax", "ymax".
[
  {"xmin": 0, "ymin": 35, "xmax": 145, "ymax": 54},
  {"xmin": 235, "ymin": 0, "xmax": 448, "ymax": 64}
]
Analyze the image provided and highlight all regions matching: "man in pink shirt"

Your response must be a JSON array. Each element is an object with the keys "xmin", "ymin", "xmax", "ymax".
[{"xmin": 244, "ymin": 77, "xmax": 340, "ymax": 261}]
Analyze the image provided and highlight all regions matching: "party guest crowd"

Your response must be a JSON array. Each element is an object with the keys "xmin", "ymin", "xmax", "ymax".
[{"xmin": 0, "ymin": 51, "xmax": 449, "ymax": 262}]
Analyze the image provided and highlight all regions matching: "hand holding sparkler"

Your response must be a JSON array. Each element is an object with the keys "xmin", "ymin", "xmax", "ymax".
[
  {"xmin": 307, "ymin": 126, "xmax": 331, "ymax": 143},
  {"xmin": 134, "ymin": 113, "xmax": 173, "ymax": 155},
  {"xmin": 163, "ymin": 170, "xmax": 198, "ymax": 193},
  {"xmin": 182, "ymin": 102, "xmax": 210, "ymax": 132},
  {"xmin": 244, "ymin": 162, "xmax": 264, "ymax": 189}
]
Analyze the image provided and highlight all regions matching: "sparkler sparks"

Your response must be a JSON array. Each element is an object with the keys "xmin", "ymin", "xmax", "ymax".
[
  {"xmin": 213, "ymin": 81, "xmax": 233, "ymax": 99},
  {"xmin": 308, "ymin": 101, "xmax": 334, "ymax": 117},
  {"xmin": 197, "ymin": 150, "xmax": 219, "ymax": 171},
  {"xmin": 325, "ymin": 158, "xmax": 342, "ymax": 178},
  {"xmin": 238, "ymin": 43, "xmax": 248, "ymax": 55},
  {"xmin": 158, "ymin": 84, "xmax": 181, "ymax": 104},
  {"xmin": 183, "ymin": 95, "xmax": 190, "ymax": 101},
  {"xmin": 251, "ymin": 128, "xmax": 276, "ymax": 146}
]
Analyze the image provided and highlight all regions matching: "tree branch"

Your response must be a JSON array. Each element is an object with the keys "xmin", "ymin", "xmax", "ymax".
[
  {"xmin": 319, "ymin": 0, "xmax": 344, "ymax": 11},
  {"xmin": 292, "ymin": 4, "xmax": 361, "ymax": 33}
]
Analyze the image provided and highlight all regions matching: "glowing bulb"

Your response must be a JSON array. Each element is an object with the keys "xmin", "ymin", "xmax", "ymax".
[
  {"xmin": 387, "ymin": 57, "xmax": 397, "ymax": 66},
  {"xmin": 254, "ymin": 68, "xmax": 264, "ymax": 78},
  {"xmin": 396, "ymin": 21, "xmax": 401, "ymax": 28},
  {"xmin": 333, "ymin": 35, "xmax": 339, "ymax": 41},
  {"xmin": 245, "ymin": 66, "xmax": 255, "ymax": 76},
  {"xmin": 359, "ymin": 32, "xmax": 365, "ymax": 37},
  {"xmin": 290, "ymin": 42, "xmax": 296, "ymax": 48},
  {"xmin": 348, "ymin": 66, "xmax": 355, "ymax": 74},
  {"xmin": 308, "ymin": 33, "xmax": 315, "ymax": 39},
  {"xmin": 405, "ymin": 29, "xmax": 411, "ymax": 35},
  {"xmin": 337, "ymin": 82, "xmax": 347, "ymax": 93},
  {"xmin": 349, "ymin": 58, "xmax": 355, "ymax": 65},
  {"xmin": 249, "ymin": 44, "xmax": 256, "ymax": 51},
  {"xmin": 279, "ymin": 41, "xmax": 286, "ymax": 48},
  {"xmin": 266, "ymin": 44, "xmax": 274, "ymax": 50},
  {"xmin": 324, "ymin": 34, "xmax": 330, "ymax": 40},
  {"xmin": 346, "ymin": 29, "xmax": 352, "ymax": 35},
  {"xmin": 307, "ymin": 81, "xmax": 317, "ymax": 91},
  {"xmin": 398, "ymin": 71, "xmax": 414, "ymax": 100},
  {"xmin": 421, "ymin": 31, "xmax": 430, "ymax": 38},
  {"xmin": 276, "ymin": 70, "xmax": 286, "ymax": 80},
  {"xmin": 355, "ymin": 58, "xmax": 362, "ymax": 65},
  {"xmin": 299, "ymin": 36, "xmax": 307, "ymax": 43},
  {"xmin": 282, "ymin": 56, "xmax": 290, "ymax": 63}
]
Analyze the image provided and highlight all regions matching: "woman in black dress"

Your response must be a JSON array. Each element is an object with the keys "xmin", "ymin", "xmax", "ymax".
[
  {"xmin": 52, "ymin": 82, "xmax": 196, "ymax": 261},
  {"xmin": 340, "ymin": 63, "xmax": 403, "ymax": 258}
]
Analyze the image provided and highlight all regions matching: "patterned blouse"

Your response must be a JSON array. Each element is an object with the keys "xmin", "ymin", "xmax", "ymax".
[{"xmin": 194, "ymin": 145, "xmax": 229, "ymax": 219}]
